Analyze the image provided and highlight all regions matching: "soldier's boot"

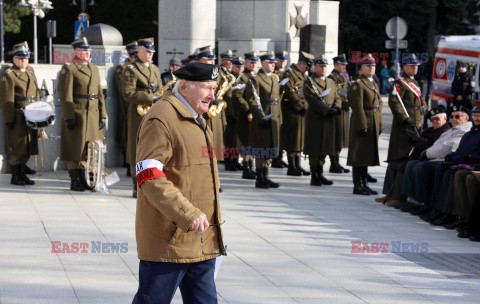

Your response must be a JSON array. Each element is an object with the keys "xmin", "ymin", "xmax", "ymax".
[
  {"xmin": 287, "ymin": 156, "xmax": 302, "ymax": 176},
  {"xmin": 232, "ymin": 156, "xmax": 243, "ymax": 170},
  {"xmin": 23, "ymin": 164, "xmax": 36, "ymax": 175},
  {"xmin": 362, "ymin": 167, "xmax": 378, "ymax": 195},
  {"xmin": 295, "ymin": 155, "xmax": 310, "ymax": 176},
  {"xmin": 353, "ymin": 167, "xmax": 370, "ymax": 195},
  {"xmin": 271, "ymin": 157, "xmax": 284, "ymax": 168},
  {"xmin": 279, "ymin": 150, "xmax": 288, "ymax": 167},
  {"xmin": 248, "ymin": 160, "xmax": 257, "ymax": 177},
  {"xmin": 10, "ymin": 165, "xmax": 26, "ymax": 186},
  {"xmin": 132, "ymin": 177, "xmax": 138, "ymax": 198},
  {"xmin": 224, "ymin": 155, "xmax": 238, "ymax": 171},
  {"xmin": 69, "ymin": 169, "xmax": 85, "ymax": 192},
  {"xmin": 242, "ymin": 162, "xmax": 256, "ymax": 180},
  {"xmin": 328, "ymin": 155, "xmax": 343, "ymax": 173},
  {"xmin": 19, "ymin": 164, "xmax": 35, "ymax": 185},
  {"xmin": 310, "ymin": 165, "xmax": 322, "ymax": 186},
  {"xmin": 367, "ymin": 173, "xmax": 377, "ymax": 183},
  {"xmin": 255, "ymin": 168, "xmax": 270, "ymax": 189},
  {"xmin": 263, "ymin": 167, "xmax": 280, "ymax": 188},
  {"xmin": 317, "ymin": 165, "xmax": 333, "ymax": 185},
  {"xmin": 78, "ymin": 169, "xmax": 92, "ymax": 191},
  {"xmin": 126, "ymin": 166, "xmax": 131, "ymax": 177},
  {"xmin": 336, "ymin": 155, "xmax": 350, "ymax": 173}
]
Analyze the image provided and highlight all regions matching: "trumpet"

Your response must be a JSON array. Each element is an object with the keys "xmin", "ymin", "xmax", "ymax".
[
  {"xmin": 207, "ymin": 73, "xmax": 235, "ymax": 118},
  {"xmin": 137, "ymin": 74, "xmax": 177, "ymax": 116}
]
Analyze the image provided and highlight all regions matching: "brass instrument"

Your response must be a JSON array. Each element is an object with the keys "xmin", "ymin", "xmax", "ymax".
[
  {"xmin": 207, "ymin": 73, "xmax": 235, "ymax": 118},
  {"xmin": 137, "ymin": 74, "xmax": 177, "ymax": 116},
  {"xmin": 86, "ymin": 140, "xmax": 119, "ymax": 193}
]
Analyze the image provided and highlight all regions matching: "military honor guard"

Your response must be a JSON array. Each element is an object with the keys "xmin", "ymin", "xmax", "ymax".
[
  {"xmin": 114, "ymin": 41, "xmax": 137, "ymax": 176},
  {"xmin": 280, "ymin": 51, "xmax": 315, "ymax": 176},
  {"xmin": 328, "ymin": 54, "xmax": 351, "ymax": 174},
  {"xmin": 122, "ymin": 37, "xmax": 162, "ymax": 197},
  {"xmin": 58, "ymin": 37, "xmax": 107, "ymax": 191},
  {"xmin": 347, "ymin": 54, "xmax": 383, "ymax": 195},
  {"xmin": 160, "ymin": 55, "xmax": 181, "ymax": 85},
  {"xmin": 232, "ymin": 52, "xmax": 259, "ymax": 180},
  {"xmin": 303, "ymin": 55, "xmax": 341, "ymax": 186},
  {"xmin": 244, "ymin": 51, "xmax": 282, "ymax": 188},
  {"xmin": 0, "ymin": 42, "xmax": 39, "ymax": 185}
]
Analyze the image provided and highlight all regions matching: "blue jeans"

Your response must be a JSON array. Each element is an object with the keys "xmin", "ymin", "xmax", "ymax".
[{"xmin": 132, "ymin": 258, "xmax": 217, "ymax": 304}]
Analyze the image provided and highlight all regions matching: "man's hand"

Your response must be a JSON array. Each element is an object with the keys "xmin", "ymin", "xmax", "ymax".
[
  {"xmin": 66, "ymin": 119, "xmax": 76, "ymax": 130},
  {"xmin": 359, "ymin": 129, "xmax": 368, "ymax": 137},
  {"xmin": 99, "ymin": 118, "xmax": 106, "ymax": 130},
  {"xmin": 403, "ymin": 117, "xmax": 415, "ymax": 128},
  {"xmin": 189, "ymin": 213, "xmax": 209, "ymax": 235},
  {"xmin": 327, "ymin": 107, "xmax": 340, "ymax": 117},
  {"xmin": 406, "ymin": 127, "xmax": 420, "ymax": 140}
]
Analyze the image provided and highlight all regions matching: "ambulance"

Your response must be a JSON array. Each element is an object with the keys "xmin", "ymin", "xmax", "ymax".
[{"xmin": 431, "ymin": 35, "xmax": 479, "ymax": 108}]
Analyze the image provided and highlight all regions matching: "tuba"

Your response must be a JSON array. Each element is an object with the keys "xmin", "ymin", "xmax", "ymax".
[
  {"xmin": 137, "ymin": 73, "xmax": 177, "ymax": 116},
  {"xmin": 207, "ymin": 73, "xmax": 235, "ymax": 118},
  {"xmin": 86, "ymin": 140, "xmax": 119, "ymax": 193}
]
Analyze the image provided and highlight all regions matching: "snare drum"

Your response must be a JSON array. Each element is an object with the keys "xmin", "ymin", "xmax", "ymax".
[{"xmin": 24, "ymin": 101, "xmax": 55, "ymax": 129}]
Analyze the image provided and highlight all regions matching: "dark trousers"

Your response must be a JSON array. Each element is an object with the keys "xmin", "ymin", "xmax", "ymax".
[
  {"xmin": 432, "ymin": 168, "xmax": 457, "ymax": 214},
  {"xmin": 132, "ymin": 259, "xmax": 217, "ymax": 304},
  {"xmin": 426, "ymin": 162, "xmax": 451, "ymax": 207},
  {"xmin": 382, "ymin": 160, "xmax": 408, "ymax": 201}
]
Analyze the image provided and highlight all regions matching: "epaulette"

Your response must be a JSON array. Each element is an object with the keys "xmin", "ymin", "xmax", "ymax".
[
  {"xmin": 5, "ymin": 68, "xmax": 12, "ymax": 74},
  {"xmin": 272, "ymin": 73, "xmax": 280, "ymax": 81}
]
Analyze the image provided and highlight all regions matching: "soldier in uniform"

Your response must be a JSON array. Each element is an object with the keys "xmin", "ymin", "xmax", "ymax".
[
  {"xmin": 451, "ymin": 61, "xmax": 475, "ymax": 110},
  {"xmin": 232, "ymin": 52, "xmax": 258, "ymax": 180},
  {"xmin": 114, "ymin": 41, "xmax": 137, "ymax": 177},
  {"xmin": 122, "ymin": 38, "xmax": 162, "ymax": 197},
  {"xmin": 0, "ymin": 42, "xmax": 39, "ymax": 185},
  {"xmin": 272, "ymin": 50, "xmax": 289, "ymax": 168},
  {"xmin": 328, "ymin": 54, "xmax": 351, "ymax": 174},
  {"xmin": 347, "ymin": 54, "xmax": 383, "ymax": 195},
  {"xmin": 58, "ymin": 37, "xmax": 107, "ymax": 191},
  {"xmin": 160, "ymin": 55, "xmax": 181, "ymax": 85},
  {"xmin": 303, "ymin": 55, "xmax": 341, "ymax": 186},
  {"xmin": 245, "ymin": 51, "xmax": 282, "ymax": 188},
  {"xmin": 280, "ymin": 51, "xmax": 314, "ymax": 176}
]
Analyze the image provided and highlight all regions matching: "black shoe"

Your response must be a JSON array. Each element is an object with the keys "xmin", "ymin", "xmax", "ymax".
[
  {"xmin": 126, "ymin": 166, "xmax": 132, "ymax": 177},
  {"xmin": 352, "ymin": 167, "xmax": 370, "ymax": 195},
  {"xmin": 132, "ymin": 177, "xmax": 137, "ymax": 198},
  {"xmin": 317, "ymin": 166, "xmax": 333, "ymax": 185},
  {"xmin": 287, "ymin": 156, "xmax": 302, "ymax": 176},
  {"xmin": 458, "ymin": 231, "xmax": 470, "ymax": 238},
  {"xmin": 329, "ymin": 155, "xmax": 343, "ymax": 173},
  {"xmin": 18, "ymin": 164, "xmax": 35, "ymax": 185},
  {"xmin": 310, "ymin": 165, "xmax": 322, "ymax": 186},
  {"xmin": 410, "ymin": 205, "xmax": 431, "ymax": 216},
  {"xmin": 10, "ymin": 165, "xmax": 26, "ymax": 186},
  {"xmin": 69, "ymin": 169, "xmax": 85, "ymax": 192},
  {"xmin": 271, "ymin": 158, "xmax": 284, "ymax": 169},
  {"xmin": 469, "ymin": 234, "xmax": 480, "ymax": 242},
  {"xmin": 278, "ymin": 151, "xmax": 288, "ymax": 168},
  {"xmin": 295, "ymin": 155, "xmax": 310, "ymax": 176},
  {"xmin": 336, "ymin": 155, "xmax": 350, "ymax": 173},
  {"xmin": 353, "ymin": 185, "xmax": 370, "ymax": 195},
  {"xmin": 248, "ymin": 160, "xmax": 257, "ymax": 177},
  {"xmin": 420, "ymin": 210, "xmax": 440, "ymax": 221},
  {"xmin": 430, "ymin": 214, "xmax": 452, "ymax": 226},
  {"xmin": 232, "ymin": 157, "xmax": 243, "ymax": 170},
  {"xmin": 78, "ymin": 169, "xmax": 92, "ymax": 190},
  {"xmin": 242, "ymin": 163, "xmax": 256, "ymax": 180},
  {"xmin": 367, "ymin": 173, "xmax": 377, "ymax": 183},
  {"xmin": 255, "ymin": 168, "xmax": 270, "ymax": 188},
  {"xmin": 263, "ymin": 167, "xmax": 279, "ymax": 188},
  {"xmin": 361, "ymin": 167, "xmax": 375, "ymax": 194},
  {"xmin": 23, "ymin": 164, "xmax": 36, "ymax": 175},
  {"xmin": 443, "ymin": 217, "xmax": 464, "ymax": 230},
  {"xmin": 399, "ymin": 202, "xmax": 414, "ymax": 212},
  {"xmin": 224, "ymin": 157, "xmax": 238, "ymax": 171}
]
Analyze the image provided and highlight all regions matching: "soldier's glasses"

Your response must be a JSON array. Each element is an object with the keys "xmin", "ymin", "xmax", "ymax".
[
  {"xmin": 452, "ymin": 114, "xmax": 466, "ymax": 119},
  {"xmin": 430, "ymin": 117, "xmax": 441, "ymax": 122},
  {"xmin": 200, "ymin": 220, "xmax": 227, "ymax": 256}
]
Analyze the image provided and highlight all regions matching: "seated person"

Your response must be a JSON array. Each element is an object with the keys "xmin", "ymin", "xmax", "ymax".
[
  {"xmin": 379, "ymin": 108, "xmax": 450, "ymax": 207},
  {"xmin": 456, "ymin": 166, "xmax": 480, "ymax": 240}
]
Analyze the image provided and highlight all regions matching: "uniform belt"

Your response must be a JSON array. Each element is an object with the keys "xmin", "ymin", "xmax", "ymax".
[
  {"xmin": 364, "ymin": 106, "xmax": 380, "ymax": 112},
  {"xmin": 74, "ymin": 94, "xmax": 99, "ymax": 100},
  {"xmin": 405, "ymin": 105, "xmax": 421, "ymax": 110},
  {"xmin": 15, "ymin": 97, "xmax": 37, "ymax": 102},
  {"xmin": 262, "ymin": 99, "xmax": 279, "ymax": 105}
]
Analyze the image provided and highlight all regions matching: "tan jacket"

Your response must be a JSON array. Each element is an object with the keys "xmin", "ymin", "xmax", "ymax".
[{"xmin": 135, "ymin": 92, "xmax": 225, "ymax": 263}]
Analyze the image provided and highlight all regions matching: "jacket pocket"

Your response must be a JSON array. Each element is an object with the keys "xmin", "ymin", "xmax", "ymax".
[{"xmin": 168, "ymin": 227, "xmax": 182, "ymax": 245}]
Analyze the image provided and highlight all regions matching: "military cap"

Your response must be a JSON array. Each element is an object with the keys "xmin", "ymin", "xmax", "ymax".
[
  {"xmin": 232, "ymin": 56, "xmax": 245, "ymax": 67},
  {"xmin": 169, "ymin": 55, "xmax": 182, "ymax": 66},
  {"xmin": 71, "ymin": 37, "xmax": 91, "ymax": 51},
  {"xmin": 333, "ymin": 53, "xmax": 348, "ymax": 65},
  {"xmin": 472, "ymin": 106, "xmax": 480, "ymax": 114},
  {"xmin": 361, "ymin": 53, "xmax": 376, "ymax": 66},
  {"xmin": 299, "ymin": 51, "xmax": 314, "ymax": 67},
  {"xmin": 220, "ymin": 50, "xmax": 234, "ymax": 60},
  {"xmin": 244, "ymin": 52, "xmax": 259, "ymax": 62},
  {"xmin": 402, "ymin": 53, "xmax": 420, "ymax": 66},
  {"xmin": 458, "ymin": 61, "xmax": 467, "ymax": 68},
  {"xmin": 126, "ymin": 41, "xmax": 138, "ymax": 57},
  {"xmin": 188, "ymin": 53, "xmax": 197, "ymax": 62},
  {"xmin": 137, "ymin": 38, "xmax": 155, "ymax": 53},
  {"xmin": 313, "ymin": 55, "xmax": 328, "ymax": 66},
  {"xmin": 11, "ymin": 41, "xmax": 31, "ymax": 59},
  {"xmin": 426, "ymin": 107, "xmax": 447, "ymax": 119},
  {"xmin": 197, "ymin": 46, "xmax": 216, "ymax": 60},
  {"xmin": 275, "ymin": 51, "xmax": 289, "ymax": 61},
  {"xmin": 181, "ymin": 58, "xmax": 190, "ymax": 66},
  {"xmin": 173, "ymin": 62, "xmax": 220, "ymax": 82},
  {"xmin": 449, "ymin": 104, "xmax": 470, "ymax": 116},
  {"xmin": 260, "ymin": 51, "xmax": 276, "ymax": 63}
]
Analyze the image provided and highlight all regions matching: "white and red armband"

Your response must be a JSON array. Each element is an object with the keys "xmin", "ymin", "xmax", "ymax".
[{"xmin": 136, "ymin": 159, "xmax": 166, "ymax": 188}]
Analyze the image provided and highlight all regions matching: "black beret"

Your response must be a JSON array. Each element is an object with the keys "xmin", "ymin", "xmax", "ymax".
[
  {"xmin": 426, "ymin": 107, "xmax": 447, "ymax": 119},
  {"xmin": 449, "ymin": 104, "xmax": 470, "ymax": 116},
  {"xmin": 173, "ymin": 62, "xmax": 220, "ymax": 81}
]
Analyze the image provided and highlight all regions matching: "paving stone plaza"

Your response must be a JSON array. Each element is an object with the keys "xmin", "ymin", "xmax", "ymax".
[{"xmin": 1, "ymin": 102, "xmax": 480, "ymax": 303}]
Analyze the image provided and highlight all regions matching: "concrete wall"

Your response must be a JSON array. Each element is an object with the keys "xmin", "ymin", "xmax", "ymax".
[{"xmin": 0, "ymin": 63, "xmax": 123, "ymax": 173}]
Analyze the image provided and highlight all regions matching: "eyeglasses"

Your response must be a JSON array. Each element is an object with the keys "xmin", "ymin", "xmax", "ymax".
[
  {"xmin": 431, "ymin": 117, "xmax": 441, "ymax": 122},
  {"xmin": 452, "ymin": 114, "xmax": 466, "ymax": 119},
  {"xmin": 200, "ymin": 220, "xmax": 227, "ymax": 256}
]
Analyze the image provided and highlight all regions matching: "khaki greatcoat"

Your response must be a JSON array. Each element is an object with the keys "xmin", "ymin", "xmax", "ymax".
[
  {"xmin": 0, "ymin": 65, "xmax": 39, "ymax": 156},
  {"xmin": 303, "ymin": 75, "xmax": 342, "ymax": 156},
  {"xmin": 387, "ymin": 71, "xmax": 425, "ymax": 161},
  {"xmin": 114, "ymin": 62, "xmax": 129, "ymax": 150},
  {"xmin": 135, "ymin": 92, "xmax": 225, "ymax": 262},
  {"xmin": 58, "ymin": 58, "xmax": 106, "ymax": 161},
  {"xmin": 122, "ymin": 58, "xmax": 162, "ymax": 167},
  {"xmin": 328, "ymin": 69, "xmax": 350, "ymax": 150},
  {"xmin": 346, "ymin": 74, "xmax": 383, "ymax": 166},
  {"xmin": 232, "ymin": 71, "xmax": 254, "ymax": 147}
]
